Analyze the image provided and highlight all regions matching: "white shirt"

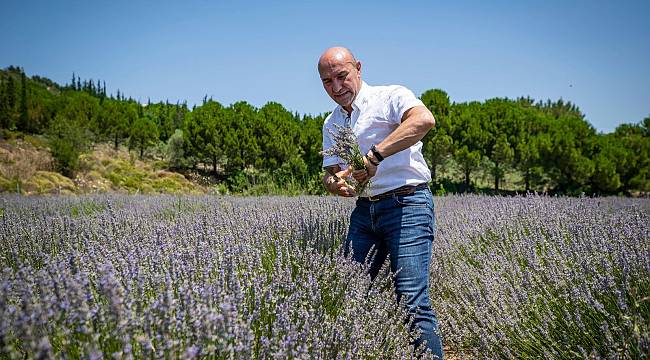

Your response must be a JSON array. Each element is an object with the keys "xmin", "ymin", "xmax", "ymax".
[{"xmin": 322, "ymin": 81, "xmax": 431, "ymax": 196}]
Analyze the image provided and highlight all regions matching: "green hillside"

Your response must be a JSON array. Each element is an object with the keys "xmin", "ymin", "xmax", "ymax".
[{"xmin": 1, "ymin": 66, "xmax": 648, "ymax": 196}]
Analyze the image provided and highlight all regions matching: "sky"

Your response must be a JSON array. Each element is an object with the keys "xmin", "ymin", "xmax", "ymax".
[{"xmin": 2, "ymin": 0, "xmax": 649, "ymax": 133}]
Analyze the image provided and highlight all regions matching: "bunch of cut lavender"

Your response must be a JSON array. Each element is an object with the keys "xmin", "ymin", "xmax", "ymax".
[{"xmin": 321, "ymin": 123, "xmax": 369, "ymax": 196}]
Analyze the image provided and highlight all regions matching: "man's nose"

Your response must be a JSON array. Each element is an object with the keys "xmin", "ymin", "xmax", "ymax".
[{"xmin": 332, "ymin": 79, "xmax": 343, "ymax": 93}]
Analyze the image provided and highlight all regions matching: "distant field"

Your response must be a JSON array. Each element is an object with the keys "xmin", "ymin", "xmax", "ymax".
[{"xmin": 0, "ymin": 194, "xmax": 648, "ymax": 358}]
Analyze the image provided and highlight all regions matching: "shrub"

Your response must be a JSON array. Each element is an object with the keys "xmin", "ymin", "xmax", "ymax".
[
  {"xmin": 47, "ymin": 114, "xmax": 89, "ymax": 177},
  {"xmin": 165, "ymin": 129, "xmax": 187, "ymax": 169}
]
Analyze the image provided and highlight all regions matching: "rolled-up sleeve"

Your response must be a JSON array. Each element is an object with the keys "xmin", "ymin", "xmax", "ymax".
[{"xmin": 387, "ymin": 86, "xmax": 425, "ymax": 124}]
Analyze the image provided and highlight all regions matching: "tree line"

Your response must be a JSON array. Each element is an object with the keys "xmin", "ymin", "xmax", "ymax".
[
  {"xmin": 421, "ymin": 90, "xmax": 649, "ymax": 194},
  {"xmin": 0, "ymin": 66, "xmax": 648, "ymax": 195}
]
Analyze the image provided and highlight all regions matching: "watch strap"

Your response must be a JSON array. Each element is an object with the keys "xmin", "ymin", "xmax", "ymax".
[
  {"xmin": 370, "ymin": 144, "xmax": 384, "ymax": 162},
  {"xmin": 365, "ymin": 154, "xmax": 379, "ymax": 166}
]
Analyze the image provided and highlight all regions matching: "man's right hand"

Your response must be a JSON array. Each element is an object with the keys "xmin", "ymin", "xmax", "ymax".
[{"xmin": 326, "ymin": 166, "xmax": 355, "ymax": 197}]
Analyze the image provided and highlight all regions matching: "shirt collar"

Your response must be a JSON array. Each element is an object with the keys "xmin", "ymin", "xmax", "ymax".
[{"xmin": 338, "ymin": 81, "xmax": 369, "ymax": 117}]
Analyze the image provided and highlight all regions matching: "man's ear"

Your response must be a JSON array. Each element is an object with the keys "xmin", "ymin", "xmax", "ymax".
[{"xmin": 356, "ymin": 61, "xmax": 362, "ymax": 73}]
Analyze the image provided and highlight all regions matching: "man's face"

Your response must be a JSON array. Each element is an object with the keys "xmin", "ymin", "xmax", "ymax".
[{"xmin": 319, "ymin": 58, "xmax": 362, "ymax": 110}]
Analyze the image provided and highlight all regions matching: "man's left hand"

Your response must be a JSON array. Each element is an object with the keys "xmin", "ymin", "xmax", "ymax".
[{"xmin": 351, "ymin": 154, "xmax": 377, "ymax": 185}]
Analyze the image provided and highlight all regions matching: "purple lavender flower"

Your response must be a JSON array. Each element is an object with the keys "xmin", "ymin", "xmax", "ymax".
[{"xmin": 321, "ymin": 124, "xmax": 369, "ymax": 195}]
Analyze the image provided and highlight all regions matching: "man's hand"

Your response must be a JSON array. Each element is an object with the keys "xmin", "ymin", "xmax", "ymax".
[
  {"xmin": 326, "ymin": 166, "xmax": 356, "ymax": 197},
  {"xmin": 351, "ymin": 154, "xmax": 378, "ymax": 185}
]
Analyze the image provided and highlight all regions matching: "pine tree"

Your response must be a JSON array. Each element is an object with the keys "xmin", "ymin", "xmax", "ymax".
[
  {"xmin": 19, "ymin": 71, "xmax": 29, "ymax": 132},
  {"xmin": 0, "ymin": 74, "xmax": 7, "ymax": 129},
  {"xmin": 129, "ymin": 114, "xmax": 158, "ymax": 158},
  {"xmin": 1, "ymin": 74, "xmax": 17, "ymax": 130},
  {"xmin": 6, "ymin": 75, "xmax": 16, "ymax": 112}
]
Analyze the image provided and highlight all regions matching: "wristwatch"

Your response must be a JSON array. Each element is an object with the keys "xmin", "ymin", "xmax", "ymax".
[
  {"xmin": 365, "ymin": 154, "xmax": 379, "ymax": 166},
  {"xmin": 370, "ymin": 144, "xmax": 385, "ymax": 162}
]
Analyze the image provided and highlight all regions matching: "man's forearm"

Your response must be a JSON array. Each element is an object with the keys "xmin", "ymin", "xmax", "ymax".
[{"xmin": 375, "ymin": 106, "xmax": 435, "ymax": 158}]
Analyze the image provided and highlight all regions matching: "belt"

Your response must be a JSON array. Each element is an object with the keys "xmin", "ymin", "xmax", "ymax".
[{"xmin": 361, "ymin": 183, "xmax": 429, "ymax": 201}]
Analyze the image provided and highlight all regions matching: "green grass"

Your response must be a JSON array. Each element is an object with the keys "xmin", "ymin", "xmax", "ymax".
[
  {"xmin": 70, "ymin": 200, "xmax": 106, "ymax": 217},
  {"xmin": 22, "ymin": 171, "xmax": 77, "ymax": 194},
  {"xmin": 0, "ymin": 175, "xmax": 16, "ymax": 192}
]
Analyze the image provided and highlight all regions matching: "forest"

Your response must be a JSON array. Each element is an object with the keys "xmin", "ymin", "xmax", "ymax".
[{"xmin": 0, "ymin": 65, "xmax": 648, "ymax": 195}]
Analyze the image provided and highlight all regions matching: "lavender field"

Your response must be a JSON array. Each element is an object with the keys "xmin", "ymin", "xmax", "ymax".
[{"xmin": 0, "ymin": 194, "xmax": 648, "ymax": 359}]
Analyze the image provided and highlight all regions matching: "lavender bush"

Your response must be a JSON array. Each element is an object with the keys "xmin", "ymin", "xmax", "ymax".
[
  {"xmin": 432, "ymin": 195, "xmax": 649, "ymax": 358},
  {"xmin": 0, "ymin": 194, "xmax": 648, "ymax": 359},
  {"xmin": 0, "ymin": 195, "xmax": 415, "ymax": 359}
]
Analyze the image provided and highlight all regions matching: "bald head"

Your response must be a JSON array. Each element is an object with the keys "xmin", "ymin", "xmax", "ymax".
[
  {"xmin": 318, "ymin": 47, "xmax": 362, "ymax": 112},
  {"xmin": 318, "ymin": 47, "xmax": 357, "ymax": 72}
]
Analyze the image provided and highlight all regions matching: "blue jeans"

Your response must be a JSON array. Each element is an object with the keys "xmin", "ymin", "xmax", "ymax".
[{"xmin": 346, "ymin": 187, "xmax": 444, "ymax": 359}]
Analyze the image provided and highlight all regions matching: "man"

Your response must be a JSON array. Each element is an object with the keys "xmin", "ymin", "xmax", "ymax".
[{"xmin": 318, "ymin": 46, "xmax": 444, "ymax": 358}]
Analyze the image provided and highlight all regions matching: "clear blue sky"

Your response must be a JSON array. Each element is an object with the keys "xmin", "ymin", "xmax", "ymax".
[{"xmin": 2, "ymin": 0, "xmax": 649, "ymax": 133}]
